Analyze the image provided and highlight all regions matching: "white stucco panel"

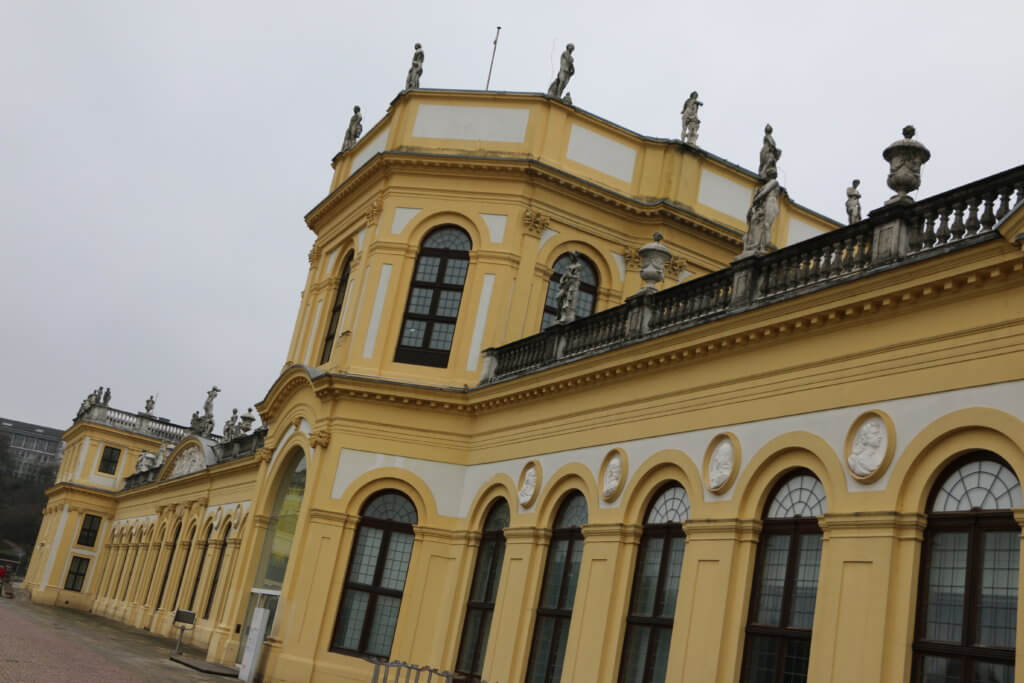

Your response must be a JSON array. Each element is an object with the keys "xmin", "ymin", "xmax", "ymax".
[
  {"xmin": 466, "ymin": 273, "xmax": 496, "ymax": 371},
  {"xmin": 412, "ymin": 104, "xmax": 529, "ymax": 143},
  {"xmin": 347, "ymin": 126, "xmax": 389, "ymax": 178},
  {"xmin": 362, "ymin": 264, "xmax": 392, "ymax": 359},
  {"xmin": 697, "ymin": 169, "xmax": 753, "ymax": 222},
  {"xmin": 480, "ymin": 214, "xmax": 507, "ymax": 244},
  {"xmin": 390, "ymin": 207, "xmax": 421, "ymax": 235},
  {"xmin": 787, "ymin": 217, "xmax": 827, "ymax": 245},
  {"xmin": 566, "ymin": 125, "xmax": 637, "ymax": 183}
]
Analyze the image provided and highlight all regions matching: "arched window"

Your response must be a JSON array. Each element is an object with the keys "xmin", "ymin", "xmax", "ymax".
[
  {"xmin": 189, "ymin": 525, "xmax": 213, "ymax": 610},
  {"xmin": 253, "ymin": 453, "xmax": 307, "ymax": 591},
  {"xmin": 155, "ymin": 522, "xmax": 181, "ymax": 609},
  {"xmin": 619, "ymin": 484, "xmax": 691, "ymax": 683},
  {"xmin": 395, "ymin": 226, "xmax": 471, "ymax": 368},
  {"xmin": 526, "ymin": 492, "xmax": 589, "ymax": 683},
  {"xmin": 741, "ymin": 470, "xmax": 826, "ymax": 683},
  {"xmin": 541, "ymin": 253, "xmax": 598, "ymax": 331},
  {"xmin": 331, "ymin": 491, "xmax": 419, "ymax": 658},
  {"xmin": 202, "ymin": 522, "xmax": 231, "ymax": 620},
  {"xmin": 913, "ymin": 455, "xmax": 1022, "ymax": 682},
  {"xmin": 456, "ymin": 499, "xmax": 511, "ymax": 679},
  {"xmin": 171, "ymin": 525, "xmax": 196, "ymax": 609},
  {"xmin": 319, "ymin": 252, "xmax": 353, "ymax": 365}
]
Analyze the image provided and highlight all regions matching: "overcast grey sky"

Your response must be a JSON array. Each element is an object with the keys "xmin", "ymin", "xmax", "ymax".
[{"xmin": 2, "ymin": 0, "xmax": 1021, "ymax": 432}]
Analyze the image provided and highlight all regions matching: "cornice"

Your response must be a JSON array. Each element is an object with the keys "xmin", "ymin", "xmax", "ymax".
[
  {"xmin": 305, "ymin": 154, "xmax": 743, "ymax": 248},
  {"xmin": 818, "ymin": 512, "xmax": 927, "ymax": 540}
]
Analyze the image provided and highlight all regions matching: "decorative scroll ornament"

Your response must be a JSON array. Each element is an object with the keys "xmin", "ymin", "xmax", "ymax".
[
  {"xmin": 704, "ymin": 432, "xmax": 740, "ymax": 494},
  {"xmin": 664, "ymin": 255, "xmax": 688, "ymax": 280},
  {"xmin": 623, "ymin": 247, "xmax": 642, "ymax": 271},
  {"xmin": 600, "ymin": 449, "xmax": 628, "ymax": 503},
  {"xmin": 170, "ymin": 445, "xmax": 206, "ymax": 478},
  {"xmin": 517, "ymin": 461, "xmax": 541, "ymax": 508},
  {"xmin": 364, "ymin": 194, "xmax": 383, "ymax": 228},
  {"xmin": 310, "ymin": 430, "xmax": 331, "ymax": 449},
  {"xmin": 845, "ymin": 410, "xmax": 896, "ymax": 483},
  {"xmin": 522, "ymin": 208, "xmax": 550, "ymax": 237}
]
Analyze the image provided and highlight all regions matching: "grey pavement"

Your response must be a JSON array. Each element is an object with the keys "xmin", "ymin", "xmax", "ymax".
[{"xmin": 0, "ymin": 588, "xmax": 226, "ymax": 683}]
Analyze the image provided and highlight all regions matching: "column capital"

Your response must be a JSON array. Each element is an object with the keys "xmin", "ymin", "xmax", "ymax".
[
  {"xmin": 308, "ymin": 508, "xmax": 357, "ymax": 529},
  {"xmin": 684, "ymin": 518, "xmax": 762, "ymax": 542},
  {"xmin": 503, "ymin": 526, "xmax": 551, "ymax": 545},
  {"xmin": 581, "ymin": 523, "xmax": 642, "ymax": 544},
  {"xmin": 818, "ymin": 511, "xmax": 926, "ymax": 541}
]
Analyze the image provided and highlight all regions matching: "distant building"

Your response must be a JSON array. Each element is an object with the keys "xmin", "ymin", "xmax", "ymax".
[{"xmin": 0, "ymin": 417, "xmax": 63, "ymax": 483}]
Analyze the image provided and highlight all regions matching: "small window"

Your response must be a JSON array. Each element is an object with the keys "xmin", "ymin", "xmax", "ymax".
[
  {"xmin": 331, "ymin": 491, "xmax": 419, "ymax": 658},
  {"xmin": 64, "ymin": 556, "xmax": 90, "ymax": 592},
  {"xmin": 526, "ymin": 492, "xmax": 588, "ymax": 683},
  {"xmin": 541, "ymin": 253, "xmax": 598, "ymax": 331},
  {"xmin": 77, "ymin": 514, "xmax": 102, "ymax": 547},
  {"xmin": 320, "ymin": 252, "xmax": 354, "ymax": 365},
  {"xmin": 394, "ymin": 226, "xmax": 471, "ymax": 368},
  {"xmin": 456, "ymin": 499, "xmax": 511, "ymax": 679},
  {"xmin": 741, "ymin": 470, "xmax": 826, "ymax": 683},
  {"xmin": 912, "ymin": 456, "xmax": 1020, "ymax": 682},
  {"xmin": 98, "ymin": 446, "xmax": 121, "ymax": 475}
]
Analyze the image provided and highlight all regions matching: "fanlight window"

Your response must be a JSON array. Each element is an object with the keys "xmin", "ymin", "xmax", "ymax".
[
  {"xmin": 331, "ymin": 491, "xmax": 419, "ymax": 658},
  {"xmin": 456, "ymin": 499, "xmax": 510, "ymax": 678},
  {"xmin": 914, "ymin": 455, "xmax": 1021, "ymax": 683},
  {"xmin": 526, "ymin": 492, "xmax": 588, "ymax": 683},
  {"xmin": 395, "ymin": 227, "xmax": 472, "ymax": 368},
  {"xmin": 619, "ymin": 484, "xmax": 691, "ymax": 683},
  {"xmin": 741, "ymin": 470, "xmax": 826, "ymax": 683},
  {"xmin": 541, "ymin": 253, "xmax": 598, "ymax": 331}
]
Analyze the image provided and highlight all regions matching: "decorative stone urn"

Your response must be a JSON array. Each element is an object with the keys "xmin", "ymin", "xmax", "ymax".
[
  {"xmin": 883, "ymin": 125, "xmax": 931, "ymax": 205},
  {"xmin": 637, "ymin": 232, "xmax": 672, "ymax": 294}
]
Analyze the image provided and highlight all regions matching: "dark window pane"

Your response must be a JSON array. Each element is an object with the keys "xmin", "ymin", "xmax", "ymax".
[
  {"xmin": 349, "ymin": 527, "xmax": 383, "ymax": 585},
  {"xmin": 64, "ymin": 556, "xmax": 89, "ymax": 592},
  {"xmin": 744, "ymin": 635, "xmax": 779, "ymax": 683},
  {"xmin": 658, "ymin": 536, "xmax": 685, "ymax": 618},
  {"xmin": 920, "ymin": 655, "xmax": 961, "ymax": 683},
  {"xmin": 435, "ymin": 290, "xmax": 462, "ymax": 317},
  {"xmin": 380, "ymin": 532, "xmax": 414, "ymax": 591},
  {"xmin": 555, "ymin": 494, "xmax": 588, "ymax": 528},
  {"xmin": 98, "ymin": 446, "xmax": 121, "ymax": 475},
  {"xmin": 646, "ymin": 486, "xmax": 690, "ymax": 524},
  {"xmin": 976, "ymin": 530, "xmax": 1019, "ymax": 648},
  {"xmin": 540, "ymin": 539, "xmax": 568, "ymax": 609},
  {"xmin": 788, "ymin": 534, "xmax": 822, "ymax": 629},
  {"xmin": 365, "ymin": 594, "xmax": 402, "ymax": 656},
  {"xmin": 925, "ymin": 531, "xmax": 969, "ymax": 643},
  {"xmin": 77, "ymin": 514, "xmax": 101, "ymax": 547},
  {"xmin": 630, "ymin": 537, "xmax": 664, "ymax": 617},
  {"xmin": 754, "ymin": 534, "xmax": 790, "ymax": 626},
  {"xmin": 400, "ymin": 320, "xmax": 426, "ymax": 347},
  {"xmin": 428, "ymin": 322, "xmax": 456, "ymax": 350},
  {"xmin": 415, "ymin": 256, "xmax": 441, "ymax": 282},
  {"xmin": 972, "ymin": 660, "xmax": 1013, "ymax": 683},
  {"xmin": 443, "ymin": 259, "xmax": 469, "ymax": 285},
  {"xmin": 363, "ymin": 492, "xmax": 418, "ymax": 524},
  {"xmin": 527, "ymin": 617, "xmax": 557, "ymax": 683},
  {"xmin": 408, "ymin": 287, "xmax": 434, "ymax": 314},
  {"xmin": 619, "ymin": 625, "xmax": 651, "ymax": 683},
  {"xmin": 334, "ymin": 589, "xmax": 369, "ymax": 650},
  {"xmin": 781, "ymin": 638, "xmax": 810, "ymax": 682},
  {"xmin": 423, "ymin": 227, "xmax": 471, "ymax": 251}
]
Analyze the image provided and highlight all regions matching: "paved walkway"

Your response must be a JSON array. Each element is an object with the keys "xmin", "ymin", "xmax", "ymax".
[{"xmin": 0, "ymin": 589, "xmax": 227, "ymax": 682}]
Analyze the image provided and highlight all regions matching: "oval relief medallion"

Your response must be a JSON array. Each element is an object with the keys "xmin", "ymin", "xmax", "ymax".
[
  {"xmin": 600, "ymin": 449, "xmax": 628, "ymax": 503},
  {"xmin": 845, "ymin": 410, "xmax": 896, "ymax": 484},
  {"xmin": 517, "ymin": 461, "xmax": 542, "ymax": 509},
  {"xmin": 704, "ymin": 433, "xmax": 740, "ymax": 494}
]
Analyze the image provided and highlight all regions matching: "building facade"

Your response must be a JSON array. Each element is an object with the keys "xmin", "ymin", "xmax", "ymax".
[
  {"xmin": 0, "ymin": 416, "xmax": 63, "ymax": 482},
  {"xmin": 24, "ymin": 89, "xmax": 1024, "ymax": 683}
]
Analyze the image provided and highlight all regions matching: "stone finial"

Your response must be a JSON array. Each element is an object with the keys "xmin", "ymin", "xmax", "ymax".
[
  {"xmin": 547, "ymin": 43, "xmax": 575, "ymax": 99},
  {"xmin": 846, "ymin": 179, "xmax": 862, "ymax": 224},
  {"xmin": 637, "ymin": 232, "xmax": 672, "ymax": 293},
  {"xmin": 239, "ymin": 407, "xmax": 257, "ymax": 434},
  {"xmin": 405, "ymin": 43, "xmax": 424, "ymax": 90},
  {"xmin": 555, "ymin": 252, "xmax": 583, "ymax": 324},
  {"xmin": 681, "ymin": 91, "xmax": 702, "ymax": 145},
  {"xmin": 341, "ymin": 106, "xmax": 362, "ymax": 153},
  {"xmin": 883, "ymin": 125, "xmax": 931, "ymax": 205}
]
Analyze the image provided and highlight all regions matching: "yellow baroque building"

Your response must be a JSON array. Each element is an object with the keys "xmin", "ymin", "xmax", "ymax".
[{"xmin": 25, "ymin": 89, "xmax": 1024, "ymax": 683}]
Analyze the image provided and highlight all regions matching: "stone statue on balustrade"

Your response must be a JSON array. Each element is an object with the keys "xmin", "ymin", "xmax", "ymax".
[
  {"xmin": 740, "ymin": 166, "xmax": 783, "ymax": 258},
  {"xmin": 341, "ymin": 106, "xmax": 362, "ymax": 153},
  {"xmin": 222, "ymin": 408, "xmax": 241, "ymax": 441},
  {"xmin": 547, "ymin": 43, "xmax": 575, "ymax": 99},
  {"xmin": 846, "ymin": 179, "xmax": 862, "ymax": 224},
  {"xmin": 144, "ymin": 395, "xmax": 155, "ymax": 414},
  {"xmin": 102, "ymin": 387, "xmax": 111, "ymax": 405},
  {"xmin": 405, "ymin": 43, "xmax": 424, "ymax": 90},
  {"xmin": 556, "ymin": 252, "xmax": 583, "ymax": 324},
  {"xmin": 758, "ymin": 124, "xmax": 782, "ymax": 179},
  {"xmin": 190, "ymin": 385, "xmax": 220, "ymax": 437},
  {"xmin": 681, "ymin": 91, "xmax": 702, "ymax": 145}
]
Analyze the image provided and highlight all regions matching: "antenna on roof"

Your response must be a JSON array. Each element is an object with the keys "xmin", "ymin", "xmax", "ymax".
[{"xmin": 485, "ymin": 26, "xmax": 502, "ymax": 90}]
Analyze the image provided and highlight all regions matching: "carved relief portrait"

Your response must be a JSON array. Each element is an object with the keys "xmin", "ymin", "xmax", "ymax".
[
  {"xmin": 704, "ymin": 433, "xmax": 740, "ymax": 494},
  {"xmin": 518, "ymin": 461, "xmax": 541, "ymax": 508},
  {"xmin": 845, "ymin": 410, "xmax": 896, "ymax": 484},
  {"xmin": 600, "ymin": 449, "xmax": 628, "ymax": 502}
]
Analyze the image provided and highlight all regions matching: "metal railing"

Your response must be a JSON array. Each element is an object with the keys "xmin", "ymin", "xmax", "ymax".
[
  {"xmin": 480, "ymin": 164, "xmax": 1023, "ymax": 384},
  {"xmin": 370, "ymin": 660, "xmax": 492, "ymax": 683}
]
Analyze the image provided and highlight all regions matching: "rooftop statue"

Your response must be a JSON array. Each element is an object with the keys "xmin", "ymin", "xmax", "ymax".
[
  {"xmin": 144, "ymin": 395, "xmax": 155, "ymax": 414},
  {"xmin": 556, "ymin": 252, "xmax": 583, "ymax": 324},
  {"xmin": 742, "ymin": 166, "xmax": 782, "ymax": 257},
  {"xmin": 204, "ymin": 386, "xmax": 220, "ymax": 418},
  {"xmin": 405, "ymin": 43, "xmax": 424, "ymax": 90},
  {"xmin": 547, "ymin": 43, "xmax": 575, "ymax": 99},
  {"xmin": 190, "ymin": 385, "xmax": 220, "ymax": 437},
  {"xmin": 758, "ymin": 124, "xmax": 782, "ymax": 179},
  {"xmin": 681, "ymin": 91, "xmax": 702, "ymax": 145},
  {"xmin": 341, "ymin": 106, "xmax": 362, "ymax": 153},
  {"xmin": 222, "ymin": 408, "xmax": 240, "ymax": 441},
  {"xmin": 102, "ymin": 387, "xmax": 111, "ymax": 405},
  {"xmin": 846, "ymin": 179, "xmax": 862, "ymax": 224}
]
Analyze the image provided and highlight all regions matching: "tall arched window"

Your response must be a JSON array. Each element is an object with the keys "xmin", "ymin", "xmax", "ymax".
[
  {"xmin": 202, "ymin": 522, "xmax": 231, "ymax": 620},
  {"xmin": 541, "ymin": 253, "xmax": 598, "ymax": 331},
  {"xmin": 319, "ymin": 252, "xmax": 353, "ymax": 365},
  {"xmin": 526, "ymin": 492, "xmax": 588, "ymax": 683},
  {"xmin": 913, "ymin": 455, "xmax": 1022, "ymax": 682},
  {"xmin": 189, "ymin": 524, "xmax": 213, "ymax": 610},
  {"xmin": 394, "ymin": 226, "xmax": 471, "ymax": 368},
  {"xmin": 456, "ymin": 499, "xmax": 510, "ymax": 679},
  {"xmin": 253, "ymin": 454, "xmax": 307, "ymax": 591},
  {"xmin": 171, "ymin": 525, "xmax": 196, "ymax": 609},
  {"xmin": 155, "ymin": 522, "xmax": 181, "ymax": 609},
  {"xmin": 331, "ymin": 491, "xmax": 419, "ymax": 658},
  {"xmin": 619, "ymin": 484, "xmax": 691, "ymax": 683},
  {"xmin": 741, "ymin": 470, "xmax": 826, "ymax": 683}
]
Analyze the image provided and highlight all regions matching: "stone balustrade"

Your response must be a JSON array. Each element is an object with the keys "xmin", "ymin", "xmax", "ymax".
[
  {"xmin": 77, "ymin": 405, "xmax": 188, "ymax": 442},
  {"xmin": 481, "ymin": 164, "xmax": 1024, "ymax": 384}
]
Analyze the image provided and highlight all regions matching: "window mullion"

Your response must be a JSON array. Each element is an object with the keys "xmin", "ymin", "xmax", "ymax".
[{"xmin": 778, "ymin": 525, "xmax": 801, "ymax": 629}]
